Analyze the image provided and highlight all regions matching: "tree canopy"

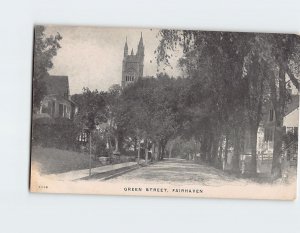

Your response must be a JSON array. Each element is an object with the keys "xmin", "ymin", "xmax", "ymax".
[
  {"xmin": 71, "ymin": 30, "xmax": 299, "ymax": 178},
  {"xmin": 32, "ymin": 25, "xmax": 62, "ymax": 110}
]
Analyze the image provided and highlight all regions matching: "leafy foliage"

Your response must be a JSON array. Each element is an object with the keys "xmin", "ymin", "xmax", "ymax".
[
  {"xmin": 32, "ymin": 25, "xmax": 62, "ymax": 110},
  {"xmin": 156, "ymin": 30, "xmax": 300, "ymax": 174}
]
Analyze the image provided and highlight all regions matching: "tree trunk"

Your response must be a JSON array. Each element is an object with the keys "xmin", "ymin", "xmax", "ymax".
[
  {"xmin": 109, "ymin": 137, "xmax": 113, "ymax": 150},
  {"xmin": 249, "ymin": 124, "xmax": 258, "ymax": 175},
  {"xmin": 158, "ymin": 142, "xmax": 161, "ymax": 160},
  {"xmin": 161, "ymin": 141, "xmax": 166, "ymax": 160},
  {"xmin": 206, "ymin": 133, "xmax": 213, "ymax": 164},
  {"xmin": 200, "ymin": 136, "xmax": 207, "ymax": 161},
  {"xmin": 224, "ymin": 134, "xmax": 229, "ymax": 170},
  {"xmin": 151, "ymin": 143, "xmax": 155, "ymax": 161},
  {"xmin": 106, "ymin": 135, "xmax": 110, "ymax": 149},
  {"xmin": 134, "ymin": 137, "xmax": 137, "ymax": 152},
  {"xmin": 137, "ymin": 139, "xmax": 141, "ymax": 164},
  {"xmin": 232, "ymin": 129, "xmax": 240, "ymax": 173},
  {"xmin": 271, "ymin": 126, "xmax": 283, "ymax": 178},
  {"xmin": 145, "ymin": 139, "xmax": 149, "ymax": 164},
  {"xmin": 169, "ymin": 140, "xmax": 175, "ymax": 159},
  {"xmin": 212, "ymin": 135, "xmax": 220, "ymax": 167},
  {"xmin": 114, "ymin": 136, "xmax": 119, "ymax": 152},
  {"xmin": 269, "ymin": 66, "xmax": 286, "ymax": 178},
  {"xmin": 218, "ymin": 139, "xmax": 223, "ymax": 159}
]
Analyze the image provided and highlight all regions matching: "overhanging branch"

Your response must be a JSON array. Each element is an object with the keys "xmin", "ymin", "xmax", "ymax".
[{"xmin": 286, "ymin": 66, "xmax": 299, "ymax": 90}]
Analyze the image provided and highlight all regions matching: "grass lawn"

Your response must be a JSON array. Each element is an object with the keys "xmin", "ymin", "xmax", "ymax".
[{"xmin": 31, "ymin": 146, "xmax": 103, "ymax": 174}]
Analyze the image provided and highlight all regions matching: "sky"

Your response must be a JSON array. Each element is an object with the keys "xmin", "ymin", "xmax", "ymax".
[{"xmin": 45, "ymin": 25, "xmax": 182, "ymax": 94}]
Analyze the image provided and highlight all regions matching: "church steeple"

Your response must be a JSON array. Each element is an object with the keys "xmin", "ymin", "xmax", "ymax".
[
  {"xmin": 124, "ymin": 37, "xmax": 128, "ymax": 57},
  {"xmin": 137, "ymin": 32, "xmax": 144, "ymax": 57},
  {"xmin": 122, "ymin": 33, "xmax": 145, "ymax": 88},
  {"xmin": 139, "ymin": 32, "xmax": 143, "ymax": 45}
]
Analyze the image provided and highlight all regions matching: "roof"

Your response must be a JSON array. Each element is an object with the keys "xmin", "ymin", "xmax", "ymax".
[
  {"xmin": 45, "ymin": 75, "xmax": 69, "ymax": 97},
  {"xmin": 285, "ymin": 95, "xmax": 299, "ymax": 116}
]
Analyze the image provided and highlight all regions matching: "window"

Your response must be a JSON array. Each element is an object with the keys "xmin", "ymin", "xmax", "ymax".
[
  {"xmin": 78, "ymin": 131, "xmax": 88, "ymax": 142},
  {"xmin": 51, "ymin": 101, "xmax": 55, "ymax": 116},
  {"xmin": 41, "ymin": 102, "xmax": 48, "ymax": 114},
  {"xmin": 286, "ymin": 127, "xmax": 294, "ymax": 134},
  {"xmin": 126, "ymin": 75, "xmax": 134, "ymax": 82},
  {"xmin": 287, "ymin": 127, "xmax": 298, "ymax": 137},
  {"xmin": 269, "ymin": 109, "xmax": 274, "ymax": 121},
  {"xmin": 63, "ymin": 105, "xmax": 67, "ymax": 118},
  {"xmin": 294, "ymin": 127, "xmax": 298, "ymax": 137},
  {"xmin": 59, "ymin": 104, "xmax": 64, "ymax": 117}
]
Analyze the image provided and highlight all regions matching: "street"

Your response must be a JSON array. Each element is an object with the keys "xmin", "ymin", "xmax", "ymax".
[{"xmin": 110, "ymin": 158, "xmax": 247, "ymax": 186}]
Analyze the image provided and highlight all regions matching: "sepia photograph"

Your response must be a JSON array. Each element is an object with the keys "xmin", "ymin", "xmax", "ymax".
[{"xmin": 30, "ymin": 25, "xmax": 299, "ymax": 200}]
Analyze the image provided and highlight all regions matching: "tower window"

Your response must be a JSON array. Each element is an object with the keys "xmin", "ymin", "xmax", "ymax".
[{"xmin": 126, "ymin": 75, "xmax": 134, "ymax": 82}]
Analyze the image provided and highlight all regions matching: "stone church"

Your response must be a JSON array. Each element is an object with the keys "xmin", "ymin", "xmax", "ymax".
[{"xmin": 121, "ymin": 33, "xmax": 144, "ymax": 87}]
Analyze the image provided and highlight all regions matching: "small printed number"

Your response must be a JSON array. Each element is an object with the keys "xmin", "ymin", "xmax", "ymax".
[{"xmin": 38, "ymin": 185, "xmax": 48, "ymax": 189}]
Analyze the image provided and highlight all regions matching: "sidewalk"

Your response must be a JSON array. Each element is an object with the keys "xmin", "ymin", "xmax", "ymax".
[{"xmin": 43, "ymin": 161, "xmax": 142, "ymax": 181}]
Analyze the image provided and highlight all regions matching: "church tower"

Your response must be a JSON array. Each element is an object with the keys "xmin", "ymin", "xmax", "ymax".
[{"xmin": 121, "ymin": 33, "xmax": 145, "ymax": 88}]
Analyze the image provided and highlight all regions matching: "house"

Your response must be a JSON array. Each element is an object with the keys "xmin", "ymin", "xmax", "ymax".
[
  {"xmin": 37, "ymin": 75, "xmax": 77, "ymax": 120},
  {"xmin": 283, "ymin": 95, "xmax": 299, "ymax": 134},
  {"xmin": 242, "ymin": 94, "xmax": 299, "ymax": 173},
  {"xmin": 260, "ymin": 95, "xmax": 299, "ymax": 154}
]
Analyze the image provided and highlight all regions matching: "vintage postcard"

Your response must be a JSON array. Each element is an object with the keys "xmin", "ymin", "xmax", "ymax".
[{"xmin": 30, "ymin": 25, "xmax": 299, "ymax": 200}]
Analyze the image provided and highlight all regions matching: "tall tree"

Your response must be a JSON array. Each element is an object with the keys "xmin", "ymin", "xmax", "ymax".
[
  {"xmin": 32, "ymin": 25, "xmax": 62, "ymax": 111},
  {"xmin": 243, "ymin": 52, "xmax": 266, "ymax": 175},
  {"xmin": 72, "ymin": 87, "xmax": 107, "ymax": 132},
  {"xmin": 157, "ymin": 30, "xmax": 254, "ymax": 171},
  {"xmin": 260, "ymin": 34, "xmax": 300, "ymax": 177}
]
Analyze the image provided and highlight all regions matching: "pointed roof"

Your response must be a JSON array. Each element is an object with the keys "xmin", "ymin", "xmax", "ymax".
[
  {"xmin": 45, "ymin": 75, "xmax": 69, "ymax": 97},
  {"xmin": 124, "ymin": 37, "xmax": 128, "ymax": 49},
  {"xmin": 138, "ymin": 32, "xmax": 143, "ymax": 46}
]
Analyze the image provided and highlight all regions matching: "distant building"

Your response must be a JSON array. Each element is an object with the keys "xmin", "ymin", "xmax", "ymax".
[
  {"xmin": 121, "ymin": 33, "xmax": 144, "ymax": 87},
  {"xmin": 37, "ymin": 75, "xmax": 77, "ymax": 120}
]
